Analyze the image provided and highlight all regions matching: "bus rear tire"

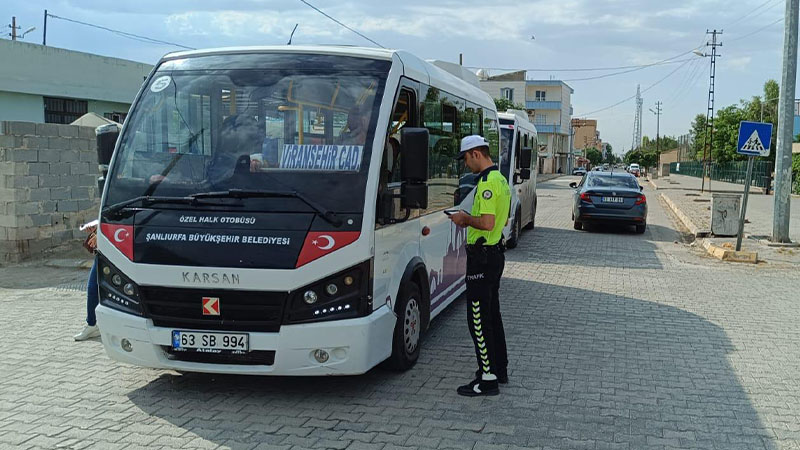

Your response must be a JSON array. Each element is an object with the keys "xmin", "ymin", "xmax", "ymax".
[
  {"xmin": 386, "ymin": 282, "xmax": 422, "ymax": 371},
  {"xmin": 523, "ymin": 198, "xmax": 537, "ymax": 231},
  {"xmin": 505, "ymin": 209, "xmax": 521, "ymax": 249}
]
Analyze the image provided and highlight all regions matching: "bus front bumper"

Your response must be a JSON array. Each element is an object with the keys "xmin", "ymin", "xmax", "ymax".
[{"xmin": 96, "ymin": 304, "xmax": 396, "ymax": 376}]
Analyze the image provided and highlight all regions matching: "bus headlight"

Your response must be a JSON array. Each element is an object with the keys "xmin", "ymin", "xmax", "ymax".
[
  {"xmin": 325, "ymin": 283, "xmax": 338, "ymax": 296},
  {"xmin": 303, "ymin": 290, "xmax": 318, "ymax": 304},
  {"xmin": 286, "ymin": 260, "xmax": 371, "ymax": 324},
  {"xmin": 97, "ymin": 254, "xmax": 144, "ymax": 317}
]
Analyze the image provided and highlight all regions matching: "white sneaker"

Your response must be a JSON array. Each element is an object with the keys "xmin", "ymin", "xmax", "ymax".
[{"xmin": 74, "ymin": 325, "xmax": 100, "ymax": 341}]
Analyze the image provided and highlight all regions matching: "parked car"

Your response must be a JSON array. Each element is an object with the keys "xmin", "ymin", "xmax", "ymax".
[
  {"xmin": 569, "ymin": 171, "xmax": 647, "ymax": 233},
  {"xmin": 572, "ymin": 167, "xmax": 587, "ymax": 176},
  {"xmin": 628, "ymin": 163, "xmax": 640, "ymax": 177}
]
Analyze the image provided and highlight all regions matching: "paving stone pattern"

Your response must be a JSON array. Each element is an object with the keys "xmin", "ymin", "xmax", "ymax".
[{"xmin": 1, "ymin": 176, "xmax": 799, "ymax": 449}]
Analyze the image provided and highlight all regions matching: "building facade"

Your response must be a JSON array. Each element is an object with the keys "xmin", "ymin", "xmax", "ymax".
[
  {"xmin": 0, "ymin": 39, "xmax": 153, "ymax": 124},
  {"xmin": 572, "ymin": 118, "xmax": 601, "ymax": 152},
  {"xmin": 479, "ymin": 71, "xmax": 573, "ymax": 173}
]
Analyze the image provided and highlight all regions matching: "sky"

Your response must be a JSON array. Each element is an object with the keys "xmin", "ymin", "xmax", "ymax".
[{"xmin": 2, "ymin": 0, "xmax": 791, "ymax": 155}]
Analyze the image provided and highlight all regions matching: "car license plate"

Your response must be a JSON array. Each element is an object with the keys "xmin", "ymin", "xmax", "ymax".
[
  {"xmin": 602, "ymin": 197, "xmax": 624, "ymax": 203},
  {"xmin": 172, "ymin": 330, "xmax": 249, "ymax": 352}
]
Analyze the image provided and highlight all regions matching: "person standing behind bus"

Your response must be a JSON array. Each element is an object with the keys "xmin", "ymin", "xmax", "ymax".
[{"xmin": 448, "ymin": 135, "xmax": 511, "ymax": 397}]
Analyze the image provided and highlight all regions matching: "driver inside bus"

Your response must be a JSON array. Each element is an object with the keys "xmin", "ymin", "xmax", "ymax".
[{"xmin": 337, "ymin": 105, "xmax": 370, "ymax": 145}]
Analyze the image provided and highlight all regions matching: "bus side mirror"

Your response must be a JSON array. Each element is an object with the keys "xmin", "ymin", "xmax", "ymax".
[
  {"xmin": 400, "ymin": 128, "xmax": 429, "ymax": 182},
  {"xmin": 95, "ymin": 123, "xmax": 120, "ymax": 196},
  {"xmin": 401, "ymin": 184, "xmax": 427, "ymax": 210},
  {"xmin": 400, "ymin": 127, "xmax": 429, "ymax": 210},
  {"xmin": 95, "ymin": 123, "xmax": 120, "ymax": 170},
  {"xmin": 520, "ymin": 147, "xmax": 532, "ymax": 169}
]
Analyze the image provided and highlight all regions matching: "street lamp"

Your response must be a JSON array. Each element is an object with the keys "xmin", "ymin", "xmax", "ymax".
[{"xmin": 20, "ymin": 26, "xmax": 36, "ymax": 39}]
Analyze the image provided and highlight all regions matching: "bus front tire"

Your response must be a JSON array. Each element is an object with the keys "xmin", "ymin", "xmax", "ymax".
[{"xmin": 386, "ymin": 283, "xmax": 423, "ymax": 371}]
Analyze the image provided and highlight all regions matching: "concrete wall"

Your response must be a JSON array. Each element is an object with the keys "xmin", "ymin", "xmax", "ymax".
[
  {"xmin": 0, "ymin": 91, "xmax": 43, "ymax": 123},
  {"xmin": 0, "ymin": 39, "xmax": 152, "ymax": 105},
  {"xmin": 0, "ymin": 121, "xmax": 99, "ymax": 263}
]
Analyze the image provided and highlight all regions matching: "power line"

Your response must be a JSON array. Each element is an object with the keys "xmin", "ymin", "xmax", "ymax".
[
  {"xmin": 464, "ymin": 48, "xmax": 698, "ymax": 73},
  {"xmin": 724, "ymin": 0, "xmax": 783, "ymax": 28},
  {"xmin": 46, "ymin": 13, "xmax": 194, "ymax": 50},
  {"xmin": 575, "ymin": 58, "xmax": 694, "ymax": 117},
  {"xmin": 296, "ymin": 0, "xmax": 385, "ymax": 48},
  {"xmin": 729, "ymin": 16, "xmax": 784, "ymax": 42},
  {"xmin": 562, "ymin": 58, "xmax": 694, "ymax": 82}
]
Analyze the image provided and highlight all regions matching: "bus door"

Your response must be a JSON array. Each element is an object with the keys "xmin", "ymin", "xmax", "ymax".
[{"xmin": 374, "ymin": 84, "xmax": 421, "ymax": 309}]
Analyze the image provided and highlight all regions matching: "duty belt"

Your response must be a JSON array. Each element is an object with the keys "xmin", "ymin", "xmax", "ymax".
[{"xmin": 466, "ymin": 241, "xmax": 505, "ymax": 253}]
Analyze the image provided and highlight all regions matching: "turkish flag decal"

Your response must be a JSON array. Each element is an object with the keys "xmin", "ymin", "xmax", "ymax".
[
  {"xmin": 100, "ymin": 223, "xmax": 134, "ymax": 260},
  {"xmin": 296, "ymin": 231, "xmax": 360, "ymax": 267},
  {"xmin": 202, "ymin": 297, "xmax": 220, "ymax": 316}
]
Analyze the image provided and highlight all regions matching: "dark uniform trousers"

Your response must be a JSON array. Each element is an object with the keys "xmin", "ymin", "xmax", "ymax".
[{"xmin": 465, "ymin": 243, "xmax": 508, "ymax": 377}]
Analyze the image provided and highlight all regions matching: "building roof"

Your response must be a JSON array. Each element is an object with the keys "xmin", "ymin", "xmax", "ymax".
[{"xmin": 526, "ymin": 79, "xmax": 574, "ymax": 93}]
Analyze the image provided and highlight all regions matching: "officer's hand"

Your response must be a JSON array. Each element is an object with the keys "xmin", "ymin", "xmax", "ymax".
[{"xmin": 449, "ymin": 211, "xmax": 470, "ymax": 228}]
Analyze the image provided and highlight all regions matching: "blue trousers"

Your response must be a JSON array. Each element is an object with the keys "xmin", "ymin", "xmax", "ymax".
[{"xmin": 86, "ymin": 258, "xmax": 99, "ymax": 326}]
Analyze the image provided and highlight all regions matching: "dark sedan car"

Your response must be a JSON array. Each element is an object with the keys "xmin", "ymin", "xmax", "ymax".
[{"xmin": 570, "ymin": 171, "xmax": 647, "ymax": 233}]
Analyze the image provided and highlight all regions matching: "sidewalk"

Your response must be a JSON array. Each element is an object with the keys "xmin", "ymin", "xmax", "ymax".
[
  {"xmin": 651, "ymin": 173, "xmax": 765, "ymax": 194},
  {"xmin": 654, "ymin": 174, "xmax": 800, "ymax": 264}
]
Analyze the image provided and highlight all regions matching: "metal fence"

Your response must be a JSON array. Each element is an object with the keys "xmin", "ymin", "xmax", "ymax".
[{"xmin": 670, "ymin": 160, "xmax": 774, "ymax": 189}]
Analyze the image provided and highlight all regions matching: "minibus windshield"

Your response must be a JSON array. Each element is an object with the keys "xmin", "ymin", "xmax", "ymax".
[{"xmin": 105, "ymin": 53, "xmax": 390, "ymax": 214}]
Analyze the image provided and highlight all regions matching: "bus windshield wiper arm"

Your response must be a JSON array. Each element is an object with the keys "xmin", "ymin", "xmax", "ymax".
[
  {"xmin": 102, "ymin": 195, "xmax": 225, "ymax": 218},
  {"xmin": 191, "ymin": 189, "xmax": 343, "ymax": 227}
]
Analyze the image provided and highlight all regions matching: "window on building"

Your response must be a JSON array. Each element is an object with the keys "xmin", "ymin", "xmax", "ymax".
[
  {"xmin": 43, "ymin": 97, "xmax": 88, "ymax": 124},
  {"xmin": 535, "ymin": 90, "xmax": 546, "ymax": 101},
  {"xmin": 500, "ymin": 88, "xmax": 514, "ymax": 102},
  {"xmin": 104, "ymin": 112, "xmax": 128, "ymax": 123}
]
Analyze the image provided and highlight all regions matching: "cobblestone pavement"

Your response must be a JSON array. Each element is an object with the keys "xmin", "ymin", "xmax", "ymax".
[{"xmin": 2, "ymin": 176, "xmax": 800, "ymax": 450}]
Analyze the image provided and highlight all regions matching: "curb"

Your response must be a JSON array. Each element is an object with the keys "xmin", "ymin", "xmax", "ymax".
[
  {"xmin": 44, "ymin": 258, "xmax": 94, "ymax": 270},
  {"xmin": 701, "ymin": 239, "xmax": 758, "ymax": 263},
  {"xmin": 659, "ymin": 193, "xmax": 710, "ymax": 237},
  {"xmin": 648, "ymin": 179, "xmax": 659, "ymax": 190}
]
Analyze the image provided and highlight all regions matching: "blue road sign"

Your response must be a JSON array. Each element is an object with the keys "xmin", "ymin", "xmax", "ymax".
[{"xmin": 737, "ymin": 121, "xmax": 773, "ymax": 157}]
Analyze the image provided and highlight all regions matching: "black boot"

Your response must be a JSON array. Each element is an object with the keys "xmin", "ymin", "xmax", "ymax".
[{"xmin": 457, "ymin": 377, "xmax": 499, "ymax": 397}]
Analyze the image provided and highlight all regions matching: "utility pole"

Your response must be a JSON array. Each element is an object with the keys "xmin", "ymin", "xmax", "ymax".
[
  {"xmin": 10, "ymin": 16, "xmax": 17, "ymax": 41},
  {"xmin": 43, "ymin": 10, "xmax": 47, "ymax": 45},
  {"xmin": 650, "ymin": 101, "xmax": 662, "ymax": 154},
  {"xmin": 700, "ymin": 29, "xmax": 722, "ymax": 193},
  {"xmin": 773, "ymin": 0, "xmax": 799, "ymax": 243}
]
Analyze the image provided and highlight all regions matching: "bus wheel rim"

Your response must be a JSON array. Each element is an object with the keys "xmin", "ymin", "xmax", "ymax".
[{"xmin": 404, "ymin": 298, "xmax": 420, "ymax": 354}]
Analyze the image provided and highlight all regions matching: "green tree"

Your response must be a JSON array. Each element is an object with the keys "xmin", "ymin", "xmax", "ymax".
[
  {"xmin": 494, "ymin": 98, "xmax": 526, "ymax": 112},
  {"xmin": 690, "ymin": 80, "xmax": 780, "ymax": 162},
  {"xmin": 586, "ymin": 148, "xmax": 603, "ymax": 166}
]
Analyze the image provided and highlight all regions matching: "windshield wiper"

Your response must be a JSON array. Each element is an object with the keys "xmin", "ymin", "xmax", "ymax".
[
  {"xmin": 102, "ymin": 195, "xmax": 232, "ymax": 218},
  {"xmin": 190, "ymin": 189, "xmax": 343, "ymax": 227}
]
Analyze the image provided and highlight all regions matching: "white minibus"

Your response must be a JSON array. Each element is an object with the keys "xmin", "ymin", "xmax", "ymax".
[{"xmin": 95, "ymin": 46, "xmax": 502, "ymax": 375}]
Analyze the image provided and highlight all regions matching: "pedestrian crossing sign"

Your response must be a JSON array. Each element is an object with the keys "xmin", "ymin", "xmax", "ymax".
[{"xmin": 737, "ymin": 121, "xmax": 773, "ymax": 157}]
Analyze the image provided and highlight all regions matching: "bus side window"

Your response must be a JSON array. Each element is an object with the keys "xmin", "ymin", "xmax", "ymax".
[{"xmin": 377, "ymin": 87, "xmax": 415, "ymax": 226}]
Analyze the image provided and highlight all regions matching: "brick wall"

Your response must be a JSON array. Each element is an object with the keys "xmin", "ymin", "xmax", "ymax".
[{"xmin": 0, "ymin": 121, "xmax": 100, "ymax": 263}]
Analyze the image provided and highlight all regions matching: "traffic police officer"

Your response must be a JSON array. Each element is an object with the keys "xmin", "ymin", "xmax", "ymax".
[{"xmin": 449, "ymin": 135, "xmax": 511, "ymax": 397}]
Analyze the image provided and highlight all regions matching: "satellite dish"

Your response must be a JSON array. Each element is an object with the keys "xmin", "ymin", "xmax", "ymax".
[{"xmin": 476, "ymin": 68, "xmax": 489, "ymax": 80}]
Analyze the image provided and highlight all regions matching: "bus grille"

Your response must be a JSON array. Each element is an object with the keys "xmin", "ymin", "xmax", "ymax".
[
  {"xmin": 139, "ymin": 287, "xmax": 287, "ymax": 333},
  {"xmin": 163, "ymin": 348, "xmax": 276, "ymax": 366}
]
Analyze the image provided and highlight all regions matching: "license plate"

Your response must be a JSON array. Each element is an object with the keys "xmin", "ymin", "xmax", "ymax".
[
  {"xmin": 602, "ymin": 197, "xmax": 624, "ymax": 203},
  {"xmin": 172, "ymin": 330, "xmax": 249, "ymax": 352}
]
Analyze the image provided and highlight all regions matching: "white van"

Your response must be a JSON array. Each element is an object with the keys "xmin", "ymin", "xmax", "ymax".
[
  {"xmin": 94, "ymin": 45, "xmax": 502, "ymax": 376},
  {"xmin": 498, "ymin": 110, "xmax": 538, "ymax": 248}
]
